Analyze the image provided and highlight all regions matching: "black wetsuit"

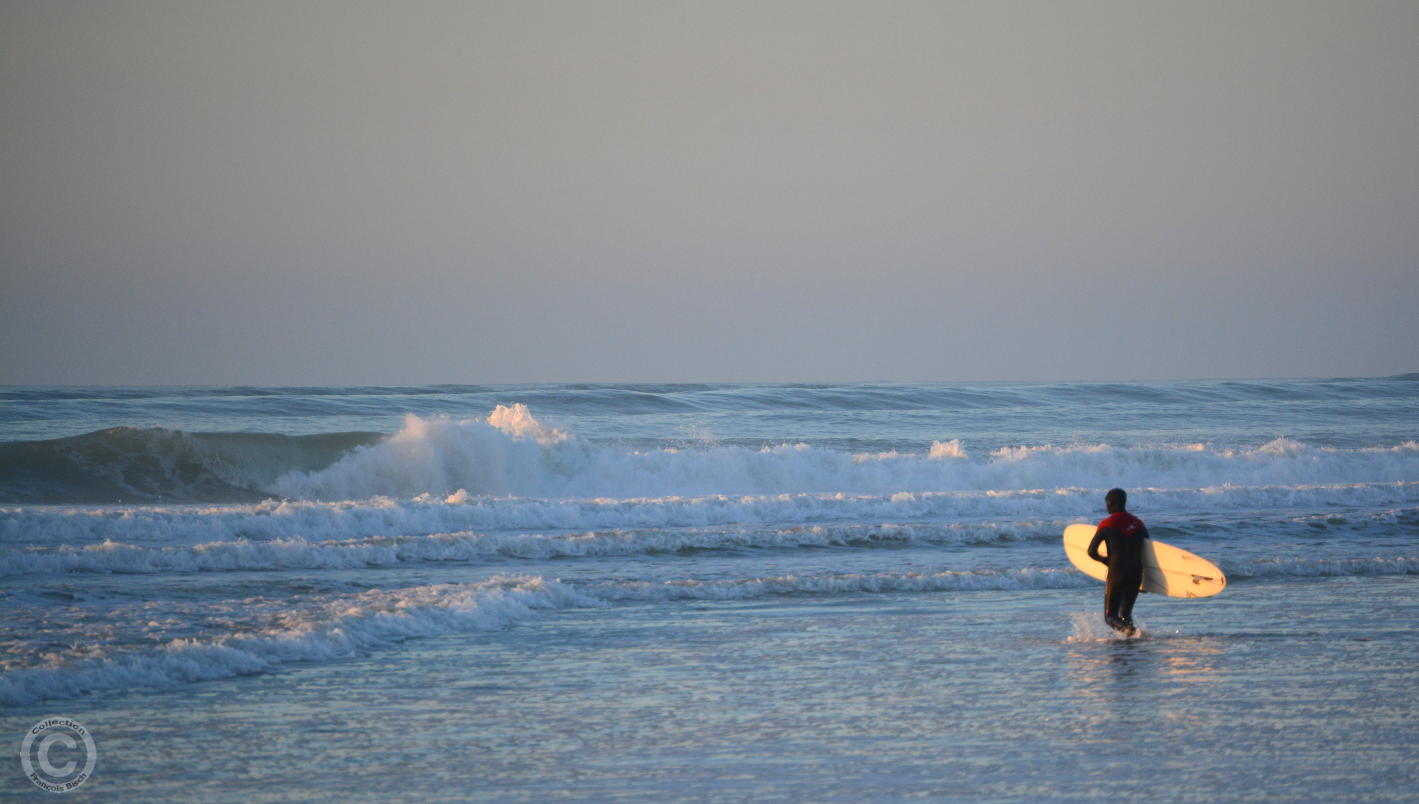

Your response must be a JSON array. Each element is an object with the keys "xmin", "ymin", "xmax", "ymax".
[{"xmin": 1087, "ymin": 511, "xmax": 1149, "ymax": 628}]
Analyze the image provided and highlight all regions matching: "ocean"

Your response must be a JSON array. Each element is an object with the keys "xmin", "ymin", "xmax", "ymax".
[{"xmin": 2, "ymin": 378, "xmax": 1417, "ymax": 801}]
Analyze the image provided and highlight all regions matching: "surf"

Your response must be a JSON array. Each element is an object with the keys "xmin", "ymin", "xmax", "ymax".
[
  {"xmin": 3, "ymin": 408, "xmax": 1417, "ymax": 508},
  {"xmin": 5, "ymin": 382, "xmax": 1418, "ymax": 505}
]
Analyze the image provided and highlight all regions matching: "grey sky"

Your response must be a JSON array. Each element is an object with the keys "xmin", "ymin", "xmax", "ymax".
[{"xmin": 3, "ymin": 0, "xmax": 1416, "ymax": 384}]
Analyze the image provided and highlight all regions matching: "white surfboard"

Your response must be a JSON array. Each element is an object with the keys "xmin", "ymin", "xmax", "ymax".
[{"xmin": 1063, "ymin": 523, "xmax": 1226, "ymax": 598}]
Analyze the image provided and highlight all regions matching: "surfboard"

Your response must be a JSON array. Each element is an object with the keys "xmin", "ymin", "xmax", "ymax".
[{"xmin": 1063, "ymin": 523, "xmax": 1226, "ymax": 598}]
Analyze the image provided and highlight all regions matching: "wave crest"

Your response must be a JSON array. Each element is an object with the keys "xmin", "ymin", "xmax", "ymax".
[{"xmin": 4, "ymin": 404, "xmax": 1418, "ymax": 504}]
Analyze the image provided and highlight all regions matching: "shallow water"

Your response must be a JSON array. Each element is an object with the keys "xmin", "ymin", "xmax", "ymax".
[{"xmin": 5, "ymin": 578, "xmax": 1415, "ymax": 801}]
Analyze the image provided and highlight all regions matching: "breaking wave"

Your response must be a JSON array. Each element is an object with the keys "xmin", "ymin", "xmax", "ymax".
[
  {"xmin": 4, "ymin": 403, "xmax": 1416, "ymax": 504},
  {"xmin": 276, "ymin": 411, "xmax": 1419, "ymax": 501}
]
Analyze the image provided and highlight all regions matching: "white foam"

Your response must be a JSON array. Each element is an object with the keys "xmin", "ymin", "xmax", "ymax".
[
  {"xmin": 929, "ymin": 439, "xmax": 969, "ymax": 460},
  {"xmin": 5, "ymin": 487, "xmax": 1417, "ymax": 576},
  {"xmin": 1230, "ymin": 555, "xmax": 1419, "ymax": 578},
  {"xmin": 0, "ymin": 575, "xmax": 597, "ymax": 706},
  {"xmin": 7, "ymin": 482, "xmax": 1415, "ymax": 545},
  {"xmin": 262, "ymin": 408, "xmax": 1419, "ymax": 502},
  {"xmin": 485, "ymin": 403, "xmax": 568, "ymax": 444}
]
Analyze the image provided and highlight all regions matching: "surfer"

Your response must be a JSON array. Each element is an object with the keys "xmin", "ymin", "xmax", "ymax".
[{"xmin": 1087, "ymin": 488, "xmax": 1150, "ymax": 635}]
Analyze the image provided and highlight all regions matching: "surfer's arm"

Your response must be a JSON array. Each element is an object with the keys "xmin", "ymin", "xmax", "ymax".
[{"xmin": 1086, "ymin": 528, "xmax": 1109, "ymax": 565}]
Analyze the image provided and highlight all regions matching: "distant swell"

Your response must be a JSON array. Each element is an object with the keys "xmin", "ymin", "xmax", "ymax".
[{"xmin": 0, "ymin": 427, "xmax": 381, "ymax": 503}]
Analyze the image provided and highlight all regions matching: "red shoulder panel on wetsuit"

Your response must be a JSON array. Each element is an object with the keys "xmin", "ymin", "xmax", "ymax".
[{"xmin": 1098, "ymin": 512, "xmax": 1145, "ymax": 536}]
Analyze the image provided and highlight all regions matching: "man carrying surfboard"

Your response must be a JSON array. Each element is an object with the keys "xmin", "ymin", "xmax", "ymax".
[{"xmin": 1087, "ymin": 488, "xmax": 1149, "ymax": 635}]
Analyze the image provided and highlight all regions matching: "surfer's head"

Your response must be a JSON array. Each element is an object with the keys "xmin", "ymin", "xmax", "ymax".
[{"xmin": 1105, "ymin": 488, "xmax": 1127, "ymax": 513}]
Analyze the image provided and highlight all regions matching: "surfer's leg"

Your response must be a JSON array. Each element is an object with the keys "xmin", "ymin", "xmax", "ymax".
[
  {"xmin": 1103, "ymin": 579, "xmax": 1124, "ymax": 628},
  {"xmin": 1117, "ymin": 570, "xmax": 1142, "ymax": 629},
  {"xmin": 1119, "ymin": 585, "xmax": 1140, "ymax": 624}
]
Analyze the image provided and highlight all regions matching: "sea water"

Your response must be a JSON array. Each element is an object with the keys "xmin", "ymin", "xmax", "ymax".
[{"xmin": 2, "ymin": 378, "xmax": 1416, "ymax": 801}]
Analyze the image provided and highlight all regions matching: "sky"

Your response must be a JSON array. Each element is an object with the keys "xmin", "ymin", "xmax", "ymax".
[{"xmin": 2, "ymin": 0, "xmax": 1416, "ymax": 385}]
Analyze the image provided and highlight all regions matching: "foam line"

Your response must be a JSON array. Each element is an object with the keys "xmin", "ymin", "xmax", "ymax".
[
  {"xmin": 0, "ymin": 576, "xmax": 595, "ymax": 706},
  {"xmin": 6, "ymin": 483, "xmax": 1416, "ymax": 549}
]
